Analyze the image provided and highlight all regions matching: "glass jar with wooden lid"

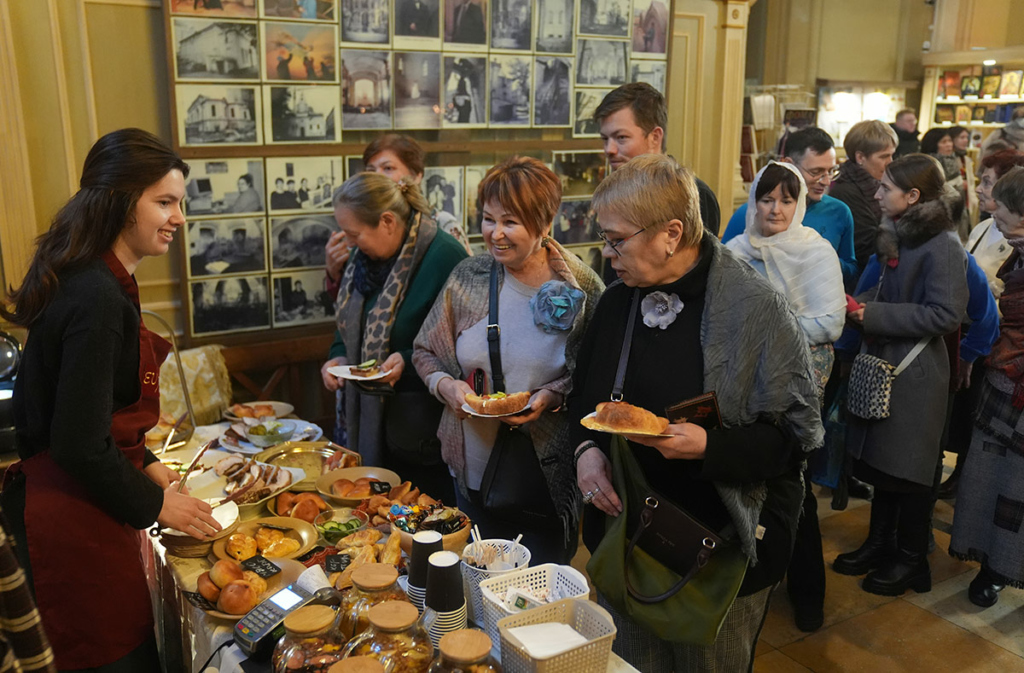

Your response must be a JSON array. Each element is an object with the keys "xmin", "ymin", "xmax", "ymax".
[
  {"xmin": 339, "ymin": 563, "xmax": 409, "ymax": 639},
  {"xmin": 428, "ymin": 630, "xmax": 502, "ymax": 673},
  {"xmin": 327, "ymin": 657, "xmax": 385, "ymax": 673},
  {"xmin": 342, "ymin": 601, "xmax": 433, "ymax": 673},
  {"xmin": 272, "ymin": 604, "xmax": 345, "ymax": 673}
]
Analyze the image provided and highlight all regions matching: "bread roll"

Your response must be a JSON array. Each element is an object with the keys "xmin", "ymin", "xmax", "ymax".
[
  {"xmin": 465, "ymin": 391, "xmax": 531, "ymax": 415},
  {"xmin": 226, "ymin": 533, "xmax": 258, "ymax": 561},
  {"xmin": 332, "ymin": 479, "xmax": 355, "ymax": 497},
  {"xmin": 209, "ymin": 559, "xmax": 245, "ymax": 588},
  {"xmin": 242, "ymin": 570, "xmax": 268, "ymax": 597},
  {"xmin": 197, "ymin": 572, "xmax": 221, "ymax": 602},
  {"xmin": 595, "ymin": 401, "xmax": 669, "ymax": 434},
  {"xmin": 289, "ymin": 499, "xmax": 320, "ymax": 524},
  {"xmin": 217, "ymin": 580, "xmax": 258, "ymax": 615}
]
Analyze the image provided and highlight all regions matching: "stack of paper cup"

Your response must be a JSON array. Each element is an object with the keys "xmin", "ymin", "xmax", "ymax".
[
  {"xmin": 407, "ymin": 530, "xmax": 443, "ymax": 613},
  {"xmin": 424, "ymin": 550, "xmax": 467, "ymax": 647}
]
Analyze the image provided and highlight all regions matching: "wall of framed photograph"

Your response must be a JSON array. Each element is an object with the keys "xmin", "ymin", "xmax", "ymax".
[{"xmin": 163, "ymin": 0, "xmax": 669, "ymax": 342}]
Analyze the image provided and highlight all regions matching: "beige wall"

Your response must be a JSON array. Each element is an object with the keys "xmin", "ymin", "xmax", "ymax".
[{"xmin": 932, "ymin": 0, "xmax": 1024, "ymax": 52}]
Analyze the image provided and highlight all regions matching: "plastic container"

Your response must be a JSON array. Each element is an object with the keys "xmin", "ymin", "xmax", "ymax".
[
  {"xmin": 477, "ymin": 564, "xmax": 589, "ymax": 646},
  {"xmin": 342, "ymin": 601, "xmax": 434, "ymax": 673},
  {"xmin": 272, "ymin": 604, "xmax": 345, "ymax": 673},
  {"xmin": 460, "ymin": 539, "xmax": 531, "ymax": 627},
  {"xmin": 339, "ymin": 564, "xmax": 409, "ymax": 639},
  {"xmin": 496, "ymin": 599, "xmax": 616, "ymax": 673},
  {"xmin": 427, "ymin": 629, "xmax": 502, "ymax": 673}
]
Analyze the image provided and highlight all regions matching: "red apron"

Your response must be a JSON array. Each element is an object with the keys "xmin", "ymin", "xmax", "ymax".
[{"xmin": 14, "ymin": 253, "xmax": 170, "ymax": 669}]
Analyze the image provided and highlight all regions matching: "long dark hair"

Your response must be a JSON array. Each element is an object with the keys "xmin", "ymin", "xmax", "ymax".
[
  {"xmin": 2, "ymin": 129, "xmax": 189, "ymax": 326},
  {"xmin": 884, "ymin": 154, "xmax": 946, "ymax": 203}
]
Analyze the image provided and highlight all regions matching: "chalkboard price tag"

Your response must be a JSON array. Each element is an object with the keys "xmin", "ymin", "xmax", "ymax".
[
  {"xmin": 325, "ymin": 553, "xmax": 352, "ymax": 574},
  {"xmin": 370, "ymin": 481, "xmax": 391, "ymax": 495},
  {"xmin": 242, "ymin": 555, "xmax": 282, "ymax": 578},
  {"xmin": 296, "ymin": 546, "xmax": 326, "ymax": 564},
  {"xmin": 183, "ymin": 591, "xmax": 216, "ymax": 611}
]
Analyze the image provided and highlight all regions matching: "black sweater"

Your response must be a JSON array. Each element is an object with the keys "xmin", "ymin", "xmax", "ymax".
[
  {"xmin": 12, "ymin": 257, "xmax": 163, "ymax": 530},
  {"xmin": 569, "ymin": 236, "xmax": 803, "ymax": 595}
]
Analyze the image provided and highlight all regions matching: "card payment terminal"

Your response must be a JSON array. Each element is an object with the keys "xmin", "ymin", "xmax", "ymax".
[{"xmin": 233, "ymin": 584, "xmax": 338, "ymax": 659}]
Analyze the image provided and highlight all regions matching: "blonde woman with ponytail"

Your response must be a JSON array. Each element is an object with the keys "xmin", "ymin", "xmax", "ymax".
[{"xmin": 321, "ymin": 172, "xmax": 468, "ymax": 501}]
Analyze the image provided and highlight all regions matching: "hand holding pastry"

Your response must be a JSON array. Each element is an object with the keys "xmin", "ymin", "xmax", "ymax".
[
  {"xmin": 438, "ymin": 377, "xmax": 473, "ymax": 418},
  {"xmin": 501, "ymin": 389, "xmax": 561, "ymax": 426},
  {"xmin": 626, "ymin": 422, "xmax": 707, "ymax": 460}
]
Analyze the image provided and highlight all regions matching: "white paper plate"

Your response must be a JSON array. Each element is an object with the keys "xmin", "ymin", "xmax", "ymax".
[
  {"xmin": 223, "ymin": 401, "xmax": 295, "ymax": 421},
  {"xmin": 162, "ymin": 499, "xmax": 239, "ymax": 537},
  {"xmin": 580, "ymin": 412, "xmax": 673, "ymax": 438},
  {"xmin": 461, "ymin": 402, "xmax": 531, "ymax": 418},
  {"xmin": 220, "ymin": 420, "xmax": 323, "ymax": 454},
  {"xmin": 326, "ymin": 365, "xmax": 389, "ymax": 382}
]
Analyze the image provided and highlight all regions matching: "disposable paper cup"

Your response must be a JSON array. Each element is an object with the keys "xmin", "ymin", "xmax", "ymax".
[{"xmin": 426, "ymin": 550, "xmax": 465, "ymax": 613}]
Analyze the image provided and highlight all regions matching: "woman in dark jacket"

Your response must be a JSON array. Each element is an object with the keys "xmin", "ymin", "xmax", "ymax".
[{"xmin": 835, "ymin": 154, "xmax": 969, "ymax": 596}]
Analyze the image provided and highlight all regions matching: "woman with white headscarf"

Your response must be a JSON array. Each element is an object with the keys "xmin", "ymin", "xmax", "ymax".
[{"xmin": 727, "ymin": 161, "xmax": 846, "ymax": 394}]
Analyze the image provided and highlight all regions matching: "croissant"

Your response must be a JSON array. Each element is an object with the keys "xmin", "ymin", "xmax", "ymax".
[{"xmin": 595, "ymin": 401, "xmax": 669, "ymax": 435}]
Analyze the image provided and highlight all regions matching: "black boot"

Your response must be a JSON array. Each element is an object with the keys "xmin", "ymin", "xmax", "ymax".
[
  {"xmin": 833, "ymin": 490, "xmax": 897, "ymax": 575},
  {"xmin": 848, "ymin": 475, "xmax": 874, "ymax": 500},
  {"xmin": 862, "ymin": 547, "xmax": 931, "ymax": 595},
  {"xmin": 936, "ymin": 459, "xmax": 962, "ymax": 499},
  {"xmin": 968, "ymin": 565, "xmax": 1004, "ymax": 608}
]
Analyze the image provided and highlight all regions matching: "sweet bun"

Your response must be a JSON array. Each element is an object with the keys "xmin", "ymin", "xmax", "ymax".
[
  {"xmin": 595, "ymin": 401, "xmax": 669, "ymax": 435},
  {"xmin": 332, "ymin": 479, "xmax": 356, "ymax": 497},
  {"xmin": 465, "ymin": 391, "xmax": 531, "ymax": 415},
  {"xmin": 227, "ymin": 533, "xmax": 258, "ymax": 561},
  {"xmin": 289, "ymin": 499, "xmax": 320, "ymax": 524},
  {"xmin": 197, "ymin": 572, "xmax": 221, "ymax": 602},
  {"xmin": 242, "ymin": 570, "xmax": 268, "ymax": 597},
  {"xmin": 217, "ymin": 580, "xmax": 258, "ymax": 615},
  {"xmin": 209, "ymin": 559, "xmax": 245, "ymax": 588}
]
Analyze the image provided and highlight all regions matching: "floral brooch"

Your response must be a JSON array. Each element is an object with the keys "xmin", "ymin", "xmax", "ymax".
[
  {"xmin": 531, "ymin": 280, "xmax": 585, "ymax": 334},
  {"xmin": 641, "ymin": 291, "xmax": 684, "ymax": 330}
]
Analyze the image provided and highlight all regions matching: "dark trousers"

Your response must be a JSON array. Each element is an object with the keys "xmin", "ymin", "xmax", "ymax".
[
  {"xmin": 787, "ymin": 473, "xmax": 825, "ymax": 610},
  {"xmin": 62, "ymin": 638, "xmax": 160, "ymax": 673}
]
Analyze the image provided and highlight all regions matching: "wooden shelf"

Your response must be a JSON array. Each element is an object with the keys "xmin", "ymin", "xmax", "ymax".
[
  {"xmin": 935, "ymin": 96, "xmax": 1024, "ymax": 104},
  {"xmin": 922, "ymin": 47, "xmax": 1024, "ymax": 68}
]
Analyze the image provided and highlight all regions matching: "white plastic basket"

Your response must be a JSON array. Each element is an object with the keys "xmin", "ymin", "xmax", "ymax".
[
  {"xmin": 477, "ymin": 563, "xmax": 590, "ymax": 645},
  {"xmin": 461, "ymin": 539, "xmax": 531, "ymax": 627},
  {"xmin": 497, "ymin": 598, "xmax": 616, "ymax": 673}
]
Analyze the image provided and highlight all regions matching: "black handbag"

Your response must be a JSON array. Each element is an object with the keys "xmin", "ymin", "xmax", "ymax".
[{"xmin": 478, "ymin": 260, "xmax": 559, "ymax": 525}]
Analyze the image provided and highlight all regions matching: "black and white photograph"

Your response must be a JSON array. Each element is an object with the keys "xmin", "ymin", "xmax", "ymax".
[
  {"xmin": 578, "ymin": 0, "xmax": 630, "ymax": 38},
  {"xmin": 346, "ymin": 156, "xmax": 366, "ymax": 177},
  {"xmin": 172, "ymin": 18, "xmax": 259, "ymax": 82},
  {"xmin": 490, "ymin": 0, "xmax": 530, "ymax": 51},
  {"xmin": 630, "ymin": 0, "xmax": 668, "ymax": 58},
  {"xmin": 261, "ymin": 0, "xmax": 337, "ymax": 21},
  {"xmin": 272, "ymin": 270, "xmax": 335, "ymax": 327},
  {"xmin": 630, "ymin": 59, "xmax": 666, "ymax": 94},
  {"xmin": 185, "ymin": 157, "xmax": 265, "ymax": 217},
  {"xmin": 423, "ymin": 166, "xmax": 464, "ymax": 224},
  {"xmin": 534, "ymin": 56, "xmax": 573, "ymax": 127},
  {"xmin": 191, "ymin": 275, "xmax": 270, "ymax": 336},
  {"xmin": 464, "ymin": 165, "xmax": 489, "ymax": 236},
  {"xmin": 444, "ymin": 0, "xmax": 488, "ymax": 51},
  {"xmin": 394, "ymin": 0, "xmax": 441, "ymax": 50},
  {"xmin": 394, "ymin": 51, "xmax": 442, "ymax": 129},
  {"xmin": 176, "ymin": 84, "xmax": 262, "ymax": 146},
  {"xmin": 170, "ymin": 0, "xmax": 256, "ymax": 18},
  {"xmin": 534, "ymin": 0, "xmax": 573, "ymax": 54},
  {"xmin": 341, "ymin": 0, "xmax": 389, "ymax": 46},
  {"xmin": 270, "ymin": 214, "xmax": 338, "ymax": 269},
  {"xmin": 551, "ymin": 199, "xmax": 598, "ymax": 245},
  {"xmin": 265, "ymin": 156, "xmax": 343, "ymax": 212},
  {"xmin": 265, "ymin": 85, "xmax": 340, "ymax": 143},
  {"xmin": 341, "ymin": 49, "xmax": 393, "ymax": 130},
  {"xmin": 186, "ymin": 218, "xmax": 267, "ymax": 277},
  {"xmin": 489, "ymin": 54, "xmax": 531, "ymax": 127},
  {"xmin": 573, "ymin": 87, "xmax": 611, "ymax": 137},
  {"xmin": 576, "ymin": 38, "xmax": 628, "ymax": 86},
  {"xmin": 443, "ymin": 55, "xmax": 487, "ymax": 128},
  {"xmin": 263, "ymin": 21, "xmax": 337, "ymax": 82},
  {"xmin": 552, "ymin": 150, "xmax": 607, "ymax": 196}
]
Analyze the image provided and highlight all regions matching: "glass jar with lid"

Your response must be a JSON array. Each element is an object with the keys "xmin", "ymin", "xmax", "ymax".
[
  {"xmin": 428, "ymin": 630, "xmax": 502, "ymax": 673},
  {"xmin": 327, "ymin": 657, "xmax": 385, "ymax": 673},
  {"xmin": 342, "ymin": 601, "xmax": 434, "ymax": 673},
  {"xmin": 339, "ymin": 563, "xmax": 409, "ymax": 639},
  {"xmin": 272, "ymin": 604, "xmax": 345, "ymax": 673}
]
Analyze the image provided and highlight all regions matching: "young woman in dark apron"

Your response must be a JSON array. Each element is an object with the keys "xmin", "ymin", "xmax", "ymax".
[{"xmin": 1, "ymin": 129, "xmax": 221, "ymax": 672}]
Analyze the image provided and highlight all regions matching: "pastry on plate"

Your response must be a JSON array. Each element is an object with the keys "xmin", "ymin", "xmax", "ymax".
[
  {"xmin": 594, "ymin": 401, "xmax": 670, "ymax": 435},
  {"xmin": 349, "ymin": 359, "xmax": 382, "ymax": 378},
  {"xmin": 464, "ymin": 391, "xmax": 531, "ymax": 415}
]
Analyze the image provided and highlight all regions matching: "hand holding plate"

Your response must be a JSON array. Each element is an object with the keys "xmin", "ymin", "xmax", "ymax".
[{"xmin": 626, "ymin": 422, "xmax": 707, "ymax": 460}]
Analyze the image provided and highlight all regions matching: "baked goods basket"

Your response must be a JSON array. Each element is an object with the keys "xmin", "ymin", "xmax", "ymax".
[
  {"xmin": 496, "ymin": 598, "xmax": 616, "ymax": 673},
  {"xmin": 477, "ymin": 563, "xmax": 589, "ymax": 645}
]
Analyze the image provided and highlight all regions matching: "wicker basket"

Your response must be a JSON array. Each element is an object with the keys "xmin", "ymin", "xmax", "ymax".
[
  {"xmin": 478, "ymin": 564, "xmax": 589, "ymax": 645},
  {"xmin": 461, "ymin": 539, "xmax": 531, "ymax": 627},
  {"xmin": 497, "ymin": 598, "xmax": 616, "ymax": 673}
]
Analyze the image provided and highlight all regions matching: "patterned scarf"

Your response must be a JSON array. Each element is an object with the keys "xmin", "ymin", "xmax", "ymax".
[{"xmin": 988, "ymin": 250, "xmax": 1024, "ymax": 407}]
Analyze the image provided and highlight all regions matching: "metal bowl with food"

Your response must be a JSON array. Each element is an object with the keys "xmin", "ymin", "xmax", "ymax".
[
  {"xmin": 315, "ymin": 466, "xmax": 401, "ymax": 506},
  {"xmin": 244, "ymin": 420, "xmax": 296, "ymax": 448},
  {"xmin": 314, "ymin": 507, "xmax": 369, "ymax": 544},
  {"xmin": 212, "ymin": 516, "xmax": 318, "ymax": 562},
  {"xmin": 255, "ymin": 441, "xmax": 359, "ymax": 492}
]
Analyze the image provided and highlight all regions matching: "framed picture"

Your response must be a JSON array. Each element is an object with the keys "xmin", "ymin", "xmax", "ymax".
[
  {"xmin": 423, "ymin": 166, "xmax": 465, "ymax": 225},
  {"xmin": 576, "ymin": 39, "xmax": 628, "ymax": 87},
  {"xmin": 264, "ymin": 85, "xmax": 341, "ymax": 143},
  {"xmin": 341, "ymin": 0, "xmax": 390, "ymax": 46},
  {"xmin": 346, "ymin": 155, "xmax": 366, "ymax": 178},
  {"xmin": 190, "ymin": 275, "xmax": 271, "ymax": 336},
  {"xmin": 464, "ymin": 165, "xmax": 490, "ymax": 236},
  {"xmin": 630, "ymin": 0, "xmax": 668, "ymax": 58},
  {"xmin": 394, "ymin": 0, "xmax": 441, "ymax": 50},
  {"xmin": 265, "ymin": 156, "xmax": 343, "ymax": 212},
  {"xmin": 185, "ymin": 218, "xmax": 267, "ymax": 277},
  {"xmin": 184, "ymin": 157, "xmax": 265, "ymax": 217},
  {"xmin": 490, "ymin": 0, "xmax": 531, "ymax": 52},
  {"xmin": 552, "ymin": 150, "xmax": 607, "ymax": 197},
  {"xmin": 443, "ymin": 55, "xmax": 488, "ymax": 128},
  {"xmin": 262, "ymin": 21, "xmax": 338, "ymax": 82},
  {"xmin": 341, "ymin": 50, "xmax": 394, "ymax": 130},
  {"xmin": 1000, "ymin": 71, "xmax": 1023, "ymax": 98},
  {"xmin": 176, "ymin": 84, "xmax": 262, "ymax": 146},
  {"xmin": 270, "ymin": 214, "xmax": 338, "ymax": 269},
  {"xmin": 261, "ymin": 0, "xmax": 337, "ymax": 21},
  {"xmin": 272, "ymin": 270, "xmax": 335, "ymax": 327},
  {"xmin": 939, "ymin": 70, "xmax": 960, "ymax": 98},
  {"xmin": 172, "ymin": 18, "xmax": 260, "ymax": 82},
  {"xmin": 630, "ymin": 59, "xmax": 665, "ymax": 94},
  {"xmin": 533, "ymin": 56, "xmax": 573, "ymax": 127},
  {"xmin": 394, "ymin": 51, "xmax": 442, "ymax": 129},
  {"xmin": 444, "ymin": 0, "xmax": 488, "ymax": 52},
  {"xmin": 955, "ymin": 104, "xmax": 972, "ymax": 124},
  {"xmin": 551, "ymin": 198, "xmax": 598, "ymax": 245},
  {"xmin": 981, "ymin": 75, "xmax": 1001, "ymax": 98},
  {"xmin": 534, "ymin": 0, "xmax": 573, "ymax": 54},
  {"xmin": 578, "ymin": 0, "xmax": 629, "ymax": 38},
  {"xmin": 489, "ymin": 54, "xmax": 531, "ymax": 127},
  {"xmin": 971, "ymin": 105, "xmax": 987, "ymax": 121},
  {"xmin": 170, "ymin": 0, "xmax": 256, "ymax": 18},
  {"xmin": 573, "ymin": 87, "xmax": 611, "ymax": 137},
  {"xmin": 960, "ymin": 75, "xmax": 981, "ymax": 97},
  {"xmin": 934, "ymin": 105, "xmax": 954, "ymax": 124},
  {"xmin": 782, "ymin": 107, "xmax": 816, "ymax": 132}
]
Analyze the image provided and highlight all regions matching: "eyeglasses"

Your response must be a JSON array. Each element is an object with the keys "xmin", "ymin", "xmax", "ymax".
[
  {"xmin": 802, "ymin": 166, "xmax": 840, "ymax": 182},
  {"xmin": 597, "ymin": 226, "xmax": 647, "ymax": 256}
]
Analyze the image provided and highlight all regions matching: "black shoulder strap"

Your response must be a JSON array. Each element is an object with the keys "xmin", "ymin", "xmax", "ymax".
[
  {"xmin": 487, "ymin": 259, "xmax": 505, "ymax": 394},
  {"xmin": 611, "ymin": 290, "xmax": 640, "ymax": 401}
]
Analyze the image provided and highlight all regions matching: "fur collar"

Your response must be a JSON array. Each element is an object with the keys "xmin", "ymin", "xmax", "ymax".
[{"xmin": 876, "ymin": 198, "xmax": 955, "ymax": 263}]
